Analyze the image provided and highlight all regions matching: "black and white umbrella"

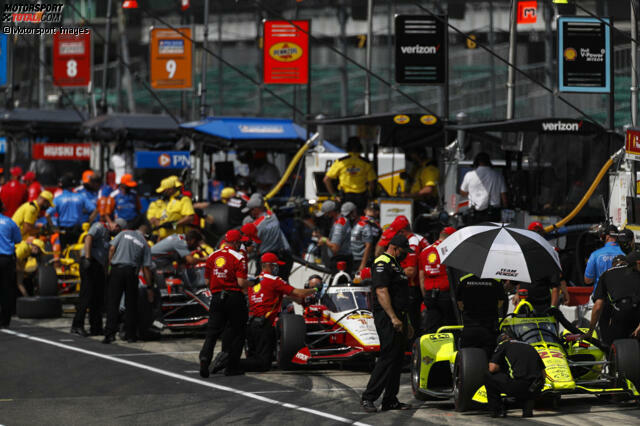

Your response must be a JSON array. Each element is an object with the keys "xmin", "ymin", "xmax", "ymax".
[{"xmin": 436, "ymin": 223, "xmax": 561, "ymax": 283}]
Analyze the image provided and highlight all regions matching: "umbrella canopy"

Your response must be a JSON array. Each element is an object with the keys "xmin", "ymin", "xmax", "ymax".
[{"xmin": 437, "ymin": 223, "xmax": 561, "ymax": 283}]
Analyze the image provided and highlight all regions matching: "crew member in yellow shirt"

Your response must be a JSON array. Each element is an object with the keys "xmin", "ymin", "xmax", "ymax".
[
  {"xmin": 153, "ymin": 175, "xmax": 195, "ymax": 239},
  {"xmin": 409, "ymin": 161, "xmax": 439, "ymax": 201},
  {"xmin": 12, "ymin": 191, "xmax": 54, "ymax": 237},
  {"xmin": 323, "ymin": 137, "xmax": 376, "ymax": 212}
]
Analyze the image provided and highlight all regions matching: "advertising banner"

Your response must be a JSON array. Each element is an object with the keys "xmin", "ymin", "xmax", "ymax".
[
  {"xmin": 0, "ymin": 34, "xmax": 7, "ymax": 87},
  {"xmin": 150, "ymin": 27, "xmax": 193, "ymax": 90},
  {"xmin": 135, "ymin": 151, "xmax": 191, "ymax": 169},
  {"xmin": 626, "ymin": 127, "xmax": 640, "ymax": 160},
  {"xmin": 32, "ymin": 143, "xmax": 91, "ymax": 160},
  {"xmin": 263, "ymin": 20, "xmax": 310, "ymax": 85},
  {"xmin": 558, "ymin": 16, "xmax": 611, "ymax": 93},
  {"xmin": 517, "ymin": 1, "xmax": 538, "ymax": 24},
  {"xmin": 395, "ymin": 15, "xmax": 446, "ymax": 84},
  {"xmin": 52, "ymin": 31, "xmax": 91, "ymax": 87}
]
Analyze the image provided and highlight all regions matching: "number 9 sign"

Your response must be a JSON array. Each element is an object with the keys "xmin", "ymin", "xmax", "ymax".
[
  {"xmin": 150, "ymin": 28, "xmax": 193, "ymax": 90},
  {"xmin": 52, "ymin": 32, "xmax": 92, "ymax": 87}
]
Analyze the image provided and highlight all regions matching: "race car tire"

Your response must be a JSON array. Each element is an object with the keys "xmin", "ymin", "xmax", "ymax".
[
  {"xmin": 37, "ymin": 264, "xmax": 59, "ymax": 296},
  {"xmin": 16, "ymin": 296, "xmax": 62, "ymax": 319},
  {"xmin": 411, "ymin": 339, "xmax": 440, "ymax": 401},
  {"xmin": 611, "ymin": 339, "xmax": 640, "ymax": 390},
  {"xmin": 453, "ymin": 348, "xmax": 488, "ymax": 412},
  {"xmin": 278, "ymin": 314, "xmax": 306, "ymax": 370}
]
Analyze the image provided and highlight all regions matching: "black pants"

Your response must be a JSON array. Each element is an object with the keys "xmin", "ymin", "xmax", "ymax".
[
  {"xmin": 199, "ymin": 291, "xmax": 248, "ymax": 371},
  {"xmin": 407, "ymin": 286, "xmax": 422, "ymax": 337},
  {"xmin": 599, "ymin": 304, "xmax": 613, "ymax": 345},
  {"xmin": 105, "ymin": 265, "xmax": 139, "ymax": 339},
  {"xmin": 343, "ymin": 192, "xmax": 368, "ymax": 213},
  {"xmin": 485, "ymin": 372, "xmax": 534, "ymax": 412},
  {"xmin": 73, "ymin": 259, "xmax": 106, "ymax": 333},
  {"xmin": 60, "ymin": 226, "xmax": 82, "ymax": 251},
  {"xmin": 362, "ymin": 311, "xmax": 407, "ymax": 404},
  {"xmin": 461, "ymin": 324, "xmax": 497, "ymax": 358},
  {"xmin": 0, "ymin": 255, "xmax": 17, "ymax": 326},
  {"xmin": 239, "ymin": 318, "xmax": 276, "ymax": 372},
  {"xmin": 422, "ymin": 291, "xmax": 456, "ymax": 334},
  {"xmin": 608, "ymin": 308, "xmax": 640, "ymax": 343}
]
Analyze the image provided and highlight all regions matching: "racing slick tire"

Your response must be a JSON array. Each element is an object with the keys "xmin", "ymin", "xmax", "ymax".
[
  {"xmin": 611, "ymin": 339, "xmax": 640, "ymax": 390},
  {"xmin": 278, "ymin": 314, "xmax": 306, "ymax": 370},
  {"xmin": 453, "ymin": 348, "xmax": 488, "ymax": 412},
  {"xmin": 411, "ymin": 339, "xmax": 440, "ymax": 401},
  {"xmin": 16, "ymin": 296, "xmax": 62, "ymax": 319},
  {"xmin": 37, "ymin": 264, "xmax": 58, "ymax": 296}
]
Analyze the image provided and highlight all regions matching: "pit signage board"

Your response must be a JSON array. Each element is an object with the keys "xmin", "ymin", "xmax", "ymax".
[
  {"xmin": 626, "ymin": 127, "xmax": 640, "ymax": 160},
  {"xmin": 0, "ymin": 34, "xmax": 7, "ymax": 87},
  {"xmin": 517, "ymin": 1, "xmax": 538, "ymax": 24},
  {"xmin": 395, "ymin": 15, "xmax": 446, "ymax": 84},
  {"xmin": 52, "ymin": 31, "xmax": 91, "ymax": 87},
  {"xmin": 32, "ymin": 143, "xmax": 91, "ymax": 160},
  {"xmin": 135, "ymin": 151, "xmax": 191, "ymax": 169},
  {"xmin": 558, "ymin": 16, "xmax": 611, "ymax": 93},
  {"xmin": 150, "ymin": 27, "xmax": 193, "ymax": 90},
  {"xmin": 263, "ymin": 20, "xmax": 310, "ymax": 85}
]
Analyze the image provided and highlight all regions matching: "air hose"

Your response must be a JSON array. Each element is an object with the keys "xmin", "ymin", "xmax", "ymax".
[{"xmin": 544, "ymin": 148, "xmax": 626, "ymax": 233}]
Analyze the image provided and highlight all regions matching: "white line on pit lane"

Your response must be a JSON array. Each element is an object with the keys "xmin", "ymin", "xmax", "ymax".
[
  {"xmin": 1, "ymin": 329, "xmax": 371, "ymax": 426},
  {"xmin": 110, "ymin": 351, "xmax": 200, "ymax": 357}
]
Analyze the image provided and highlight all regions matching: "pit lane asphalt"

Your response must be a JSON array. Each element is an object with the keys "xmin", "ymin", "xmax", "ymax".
[{"xmin": 1, "ymin": 316, "xmax": 640, "ymax": 425}]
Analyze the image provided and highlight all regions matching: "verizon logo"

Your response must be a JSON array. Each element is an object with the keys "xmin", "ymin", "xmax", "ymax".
[
  {"xmin": 400, "ymin": 44, "xmax": 438, "ymax": 54},
  {"xmin": 541, "ymin": 121, "xmax": 582, "ymax": 132}
]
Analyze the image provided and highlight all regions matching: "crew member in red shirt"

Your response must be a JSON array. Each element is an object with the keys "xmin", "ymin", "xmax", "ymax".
[
  {"xmin": 235, "ymin": 252, "xmax": 317, "ymax": 372},
  {"xmin": 199, "ymin": 229, "xmax": 251, "ymax": 378},
  {"xmin": 419, "ymin": 226, "xmax": 457, "ymax": 334},
  {"xmin": 0, "ymin": 166, "xmax": 27, "ymax": 217},
  {"xmin": 23, "ymin": 171, "xmax": 42, "ymax": 202}
]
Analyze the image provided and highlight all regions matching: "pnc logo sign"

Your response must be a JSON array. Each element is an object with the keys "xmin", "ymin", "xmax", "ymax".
[{"xmin": 158, "ymin": 154, "xmax": 171, "ymax": 167}]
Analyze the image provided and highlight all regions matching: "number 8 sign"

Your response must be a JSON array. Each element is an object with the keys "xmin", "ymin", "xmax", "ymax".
[
  {"xmin": 150, "ymin": 27, "xmax": 193, "ymax": 90},
  {"xmin": 53, "ymin": 31, "xmax": 91, "ymax": 87}
]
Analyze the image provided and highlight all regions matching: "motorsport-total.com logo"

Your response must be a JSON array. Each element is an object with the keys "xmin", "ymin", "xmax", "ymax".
[{"xmin": 2, "ymin": 3, "xmax": 64, "ymax": 24}]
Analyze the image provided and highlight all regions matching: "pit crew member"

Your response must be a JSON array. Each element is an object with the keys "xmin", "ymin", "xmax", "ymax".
[
  {"xmin": 12, "ymin": 190, "xmax": 54, "ymax": 237},
  {"xmin": 350, "ymin": 202, "xmax": 381, "ymax": 273},
  {"xmin": 0, "ymin": 199, "xmax": 21, "ymax": 327},
  {"xmin": 315, "ymin": 201, "xmax": 357, "ymax": 274}
]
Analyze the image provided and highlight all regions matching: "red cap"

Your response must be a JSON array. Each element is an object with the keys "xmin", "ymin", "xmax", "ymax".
[
  {"xmin": 377, "ymin": 227, "xmax": 397, "ymax": 247},
  {"xmin": 261, "ymin": 252, "xmax": 285, "ymax": 265},
  {"xmin": 528, "ymin": 221, "xmax": 544, "ymax": 232},
  {"xmin": 225, "ymin": 229, "xmax": 242, "ymax": 242},
  {"xmin": 359, "ymin": 267, "xmax": 371, "ymax": 280},
  {"xmin": 240, "ymin": 222, "xmax": 261, "ymax": 244},
  {"xmin": 391, "ymin": 215, "xmax": 410, "ymax": 231},
  {"xmin": 23, "ymin": 171, "xmax": 36, "ymax": 181},
  {"xmin": 442, "ymin": 226, "xmax": 457, "ymax": 236},
  {"xmin": 10, "ymin": 166, "xmax": 23, "ymax": 177}
]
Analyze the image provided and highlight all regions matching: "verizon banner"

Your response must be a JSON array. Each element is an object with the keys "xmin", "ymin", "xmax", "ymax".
[
  {"xmin": 395, "ymin": 15, "xmax": 446, "ymax": 84},
  {"xmin": 32, "ymin": 143, "xmax": 92, "ymax": 161},
  {"xmin": 263, "ymin": 20, "xmax": 310, "ymax": 85}
]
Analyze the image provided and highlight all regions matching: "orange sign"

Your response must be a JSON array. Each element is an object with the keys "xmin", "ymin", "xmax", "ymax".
[{"xmin": 150, "ymin": 27, "xmax": 192, "ymax": 90}]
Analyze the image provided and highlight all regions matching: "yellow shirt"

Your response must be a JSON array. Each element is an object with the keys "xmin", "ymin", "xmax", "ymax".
[
  {"xmin": 12, "ymin": 201, "xmax": 40, "ymax": 236},
  {"xmin": 410, "ymin": 165, "xmax": 440, "ymax": 195},
  {"xmin": 146, "ymin": 199, "xmax": 166, "ymax": 223},
  {"xmin": 161, "ymin": 194, "xmax": 196, "ymax": 237},
  {"xmin": 325, "ymin": 153, "xmax": 376, "ymax": 194}
]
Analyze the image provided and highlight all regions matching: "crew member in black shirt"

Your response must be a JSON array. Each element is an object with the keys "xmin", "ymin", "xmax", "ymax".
[
  {"xmin": 456, "ymin": 273, "xmax": 505, "ymax": 356},
  {"xmin": 586, "ymin": 251, "xmax": 640, "ymax": 345},
  {"xmin": 361, "ymin": 233, "xmax": 412, "ymax": 413},
  {"xmin": 485, "ymin": 333, "xmax": 546, "ymax": 418},
  {"xmin": 513, "ymin": 274, "xmax": 560, "ymax": 315}
]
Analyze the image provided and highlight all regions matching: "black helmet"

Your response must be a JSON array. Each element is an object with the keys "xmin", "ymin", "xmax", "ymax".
[{"xmin": 235, "ymin": 176, "xmax": 250, "ymax": 191}]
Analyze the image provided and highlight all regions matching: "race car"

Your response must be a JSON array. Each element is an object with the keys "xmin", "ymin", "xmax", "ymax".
[
  {"xmin": 277, "ymin": 271, "xmax": 380, "ymax": 369},
  {"xmin": 411, "ymin": 298, "xmax": 640, "ymax": 411},
  {"xmin": 137, "ymin": 259, "xmax": 212, "ymax": 332}
]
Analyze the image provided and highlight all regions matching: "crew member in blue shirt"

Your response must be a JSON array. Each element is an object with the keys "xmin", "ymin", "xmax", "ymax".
[
  {"xmin": 75, "ymin": 170, "xmax": 101, "ymax": 223},
  {"xmin": 584, "ymin": 225, "xmax": 624, "ymax": 293},
  {"xmin": 109, "ymin": 174, "xmax": 141, "ymax": 228},
  {"xmin": 0, "ymin": 199, "xmax": 22, "ymax": 327},
  {"xmin": 47, "ymin": 175, "xmax": 97, "ymax": 250}
]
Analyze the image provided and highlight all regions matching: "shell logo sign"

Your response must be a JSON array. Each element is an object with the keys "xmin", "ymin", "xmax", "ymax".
[
  {"xmin": 564, "ymin": 47, "xmax": 577, "ymax": 61},
  {"xmin": 263, "ymin": 20, "xmax": 309, "ymax": 85},
  {"xmin": 269, "ymin": 42, "xmax": 303, "ymax": 62}
]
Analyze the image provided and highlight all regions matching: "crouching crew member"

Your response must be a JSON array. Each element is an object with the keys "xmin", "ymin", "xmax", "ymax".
[
  {"xmin": 236, "ymin": 253, "xmax": 317, "ymax": 372},
  {"xmin": 199, "ymin": 230, "xmax": 251, "ymax": 378},
  {"xmin": 586, "ymin": 250, "xmax": 640, "ymax": 345},
  {"xmin": 419, "ymin": 227, "xmax": 457, "ymax": 334},
  {"xmin": 485, "ymin": 333, "xmax": 546, "ymax": 418},
  {"xmin": 456, "ymin": 273, "xmax": 505, "ymax": 357},
  {"xmin": 361, "ymin": 234, "xmax": 413, "ymax": 413}
]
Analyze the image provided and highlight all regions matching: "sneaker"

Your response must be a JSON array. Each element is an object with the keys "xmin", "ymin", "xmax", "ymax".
[
  {"xmin": 381, "ymin": 401, "xmax": 411, "ymax": 411},
  {"xmin": 361, "ymin": 399, "xmax": 377, "ymax": 413},
  {"xmin": 199, "ymin": 358, "xmax": 210, "ymax": 378},
  {"xmin": 211, "ymin": 352, "xmax": 229, "ymax": 374},
  {"xmin": 102, "ymin": 334, "xmax": 116, "ymax": 344},
  {"xmin": 70, "ymin": 327, "xmax": 89, "ymax": 337}
]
